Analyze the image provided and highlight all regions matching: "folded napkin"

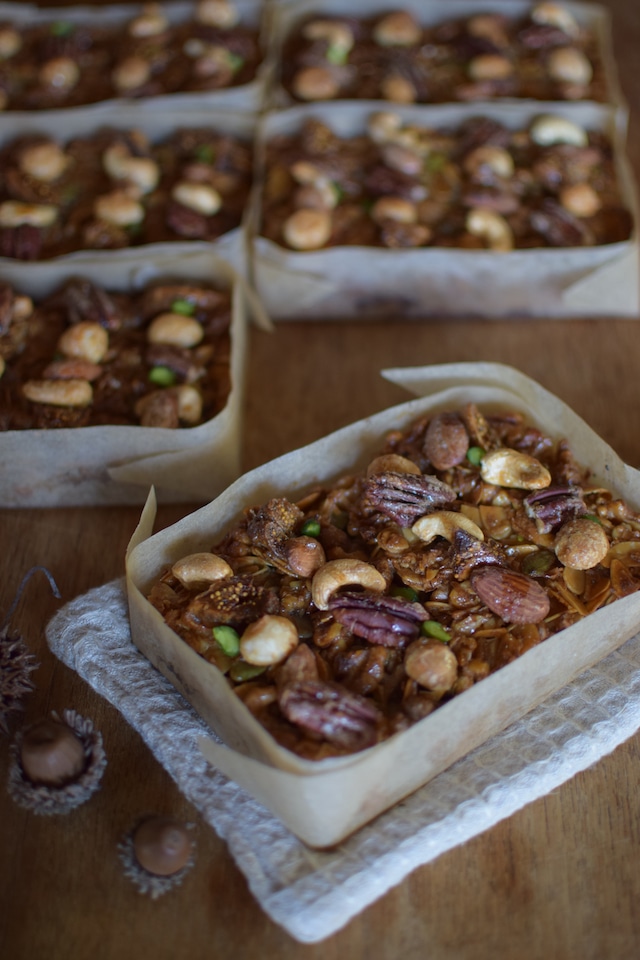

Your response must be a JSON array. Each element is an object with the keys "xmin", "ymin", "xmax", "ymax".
[{"xmin": 46, "ymin": 578, "xmax": 640, "ymax": 944}]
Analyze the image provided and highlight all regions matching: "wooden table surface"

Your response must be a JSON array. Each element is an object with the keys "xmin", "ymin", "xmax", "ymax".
[{"xmin": 2, "ymin": 1, "xmax": 640, "ymax": 957}]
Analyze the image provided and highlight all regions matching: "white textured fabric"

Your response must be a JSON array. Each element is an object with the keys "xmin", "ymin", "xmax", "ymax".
[{"xmin": 46, "ymin": 578, "xmax": 640, "ymax": 943}]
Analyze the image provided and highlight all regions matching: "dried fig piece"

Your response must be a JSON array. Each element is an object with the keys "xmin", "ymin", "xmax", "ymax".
[
  {"xmin": 279, "ymin": 680, "xmax": 381, "ymax": 750},
  {"xmin": 362, "ymin": 471, "xmax": 456, "ymax": 526},
  {"xmin": 423, "ymin": 411, "xmax": 469, "ymax": 470},
  {"xmin": 470, "ymin": 565, "xmax": 550, "ymax": 623}
]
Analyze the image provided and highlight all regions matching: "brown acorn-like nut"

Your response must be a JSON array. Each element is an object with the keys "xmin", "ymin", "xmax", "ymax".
[
  {"xmin": 424, "ymin": 412, "xmax": 469, "ymax": 470},
  {"xmin": 133, "ymin": 817, "xmax": 193, "ymax": 877},
  {"xmin": 404, "ymin": 641, "xmax": 458, "ymax": 692},
  {"xmin": 554, "ymin": 517, "xmax": 609, "ymax": 570},
  {"xmin": 283, "ymin": 535, "xmax": 326, "ymax": 578},
  {"xmin": 20, "ymin": 718, "xmax": 86, "ymax": 786},
  {"xmin": 470, "ymin": 565, "xmax": 550, "ymax": 624}
]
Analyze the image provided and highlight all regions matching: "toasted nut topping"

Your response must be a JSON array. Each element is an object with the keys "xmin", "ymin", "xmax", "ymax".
[
  {"xmin": 13, "ymin": 295, "xmax": 33, "ymax": 320},
  {"xmin": 559, "ymin": 182, "xmax": 601, "ymax": 217},
  {"xmin": 22, "ymin": 378, "xmax": 93, "ymax": 408},
  {"xmin": 412, "ymin": 510, "xmax": 484, "ymax": 545},
  {"xmin": 531, "ymin": 2, "xmax": 580, "ymax": 37},
  {"xmin": 312, "ymin": 559, "xmax": 386, "ymax": 611},
  {"xmin": 0, "ymin": 26, "xmax": 21, "ymax": 59},
  {"xmin": 292, "ymin": 66, "xmax": 341, "ymax": 101},
  {"xmin": 303, "ymin": 19, "xmax": 354, "ymax": 54},
  {"xmin": 103, "ymin": 143, "xmax": 159, "ymax": 195},
  {"xmin": 283, "ymin": 536, "xmax": 327, "ymax": 578},
  {"xmin": 0, "ymin": 355, "xmax": 5, "ymax": 379},
  {"xmin": 135, "ymin": 390, "xmax": 179, "ymax": 428},
  {"xmin": 530, "ymin": 114, "xmax": 588, "ymax": 147},
  {"xmin": 554, "ymin": 517, "xmax": 609, "ymax": 570},
  {"xmin": 366, "ymin": 454, "xmax": 421, "ymax": 477},
  {"xmin": 481, "ymin": 449, "xmax": 551, "ymax": 490},
  {"xmin": 172, "ymin": 181, "xmax": 222, "ymax": 217},
  {"xmin": 40, "ymin": 56, "xmax": 79, "ymax": 91},
  {"xmin": 0, "ymin": 200, "xmax": 58, "ymax": 228},
  {"xmin": 463, "ymin": 145, "xmax": 514, "ymax": 179},
  {"xmin": 367, "ymin": 111, "xmax": 403, "ymax": 144},
  {"xmin": 371, "ymin": 196, "xmax": 417, "ymax": 224},
  {"xmin": 405, "ymin": 640, "xmax": 458, "ymax": 692},
  {"xmin": 58, "ymin": 322, "xmax": 109, "ymax": 364},
  {"xmin": 112, "ymin": 55, "xmax": 152, "ymax": 92},
  {"xmin": 171, "ymin": 552, "xmax": 232, "ymax": 586},
  {"xmin": 128, "ymin": 3, "xmax": 169, "ymax": 37},
  {"xmin": 147, "ymin": 312, "xmax": 204, "ymax": 348},
  {"xmin": 240, "ymin": 615, "xmax": 299, "ymax": 666},
  {"xmin": 373, "ymin": 11, "xmax": 421, "ymax": 46},
  {"xmin": 174, "ymin": 385, "xmax": 203, "ymax": 425},
  {"xmin": 547, "ymin": 46, "xmax": 593, "ymax": 85},
  {"xmin": 19, "ymin": 142, "xmax": 69, "ymax": 182},
  {"xmin": 294, "ymin": 182, "xmax": 339, "ymax": 211},
  {"xmin": 467, "ymin": 14, "xmax": 509, "ymax": 47},
  {"xmin": 424, "ymin": 412, "xmax": 469, "ymax": 470},
  {"xmin": 43, "ymin": 358, "xmax": 103, "ymax": 381},
  {"xmin": 466, "ymin": 208, "xmax": 514, "ymax": 251},
  {"xmin": 468, "ymin": 53, "xmax": 514, "ymax": 81},
  {"xmin": 94, "ymin": 190, "xmax": 145, "ymax": 226},
  {"xmin": 196, "ymin": 0, "xmax": 240, "ymax": 28},
  {"xmin": 380, "ymin": 72, "xmax": 417, "ymax": 103},
  {"xmin": 283, "ymin": 208, "xmax": 332, "ymax": 250},
  {"xmin": 290, "ymin": 160, "xmax": 326, "ymax": 186},
  {"xmin": 381, "ymin": 142, "xmax": 423, "ymax": 176},
  {"xmin": 471, "ymin": 565, "xmax": 551, "ymax": 623}
]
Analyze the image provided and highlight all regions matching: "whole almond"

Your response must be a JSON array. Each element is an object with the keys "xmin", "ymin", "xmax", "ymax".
[
  {"xmin": 470, "ymin": 565, "xmax": 550, "ymax": 624},
  {"xmin": 424, "ymin": 412, "xmax": 469, "ymax": 470}
]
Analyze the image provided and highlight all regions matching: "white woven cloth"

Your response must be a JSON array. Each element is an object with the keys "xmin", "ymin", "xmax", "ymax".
[{"xmin": 46, "ymin": 578, "xmax": 640, "ymax": 944}]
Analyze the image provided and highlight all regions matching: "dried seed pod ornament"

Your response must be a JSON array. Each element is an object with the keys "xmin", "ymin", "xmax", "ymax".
[
  {"xmin": 0, "ymin": 566, "xmax": 60, "ymax": 735},
  {"xmin": 118, "ymin": 815, "xmax": 196, "ymax": 899},
  {"xmin": 8, "ymin": 709, "xmax": 107, "ymax": 814}
]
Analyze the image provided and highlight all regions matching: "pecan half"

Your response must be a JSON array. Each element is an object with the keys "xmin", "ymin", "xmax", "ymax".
[
  {"xmin": 278, "ymin": 680, "xmax": 381, "ymax": 750},
  {"xmin": 362, "ymin": 471, "xmax": 456, "ymax": 526},
  {"xmin": 327, "ymin": 589, "xmax": 427, "ymax": 646},
  {"xmin": 62, "ymin": 278, "xmax": 124, "ymax": 331},
  {"xmin": 524, "ymin": 486, "xmax": 586, "ymax": 533}
]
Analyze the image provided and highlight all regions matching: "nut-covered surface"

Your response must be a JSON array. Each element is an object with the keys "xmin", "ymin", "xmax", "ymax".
[
  {"xmin": 147, "ymin": 403, "xmax": 640, "ymax": 760},
  {"xmin": 0, "ymin": 0, "xmax": 263, "ymax": 111},
  {"xmin": 260, "ymin": 111, "xmax": 632, "ymax": 251},
  {"xmin": 279, "ymin": 4, "xmax": 608, "ymax": 105},
  {"xmin": 0, "ymin": 277, "xmax": 232, "ymax": 429},
  {"xmin": 0, "ymin": 125, "xmax": 252, "ymax": 260}
]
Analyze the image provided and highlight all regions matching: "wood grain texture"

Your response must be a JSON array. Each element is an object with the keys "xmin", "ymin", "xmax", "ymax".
[{"xmin": 1, "ymin": 2, "xmax": 640, "ymax": 958}]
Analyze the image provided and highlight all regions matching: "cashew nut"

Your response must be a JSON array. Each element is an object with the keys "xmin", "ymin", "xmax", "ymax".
[
  {"xmin": 530, "ymin": 114, "xmax": 588, "ymax": 147},
  {"xmin": 19, "ymin": 142, "xmax": 69, "ymax": 182},
  {"xmin": 58, "ymin": 322, "xmax": 109, "ymax": 364},
  {"xmin": 0, "ymin": 27, "xmax": 21, "ymax": 59},
  {"xmin": 22, "ymin": 378, "xmax": 93, "ymax": 408},
  {"xmin": 367, "ymin": 111, "xmax": 403, "ymax": 144},
  {"xmin": 468, "ymin": 53, "xmax": 514, "ymax": 81},
  {"xmin": 283, "ymin": 208, "xmax": 332, "ymax": 250},
  {"xmin": 128, "ymin": 3, "xmax": 169, "ymax": 38},
  {"xmin": 0, "ymin": 201, "xmax": 58, "ymax": 228},
  {"xmin": 12, "ymin": 295, "xmax": 33, "ymax": 321},
  {"xmin": 94, "ymin": 190, "xmax": 145, "ymax": 227},
  {"xmin": 366, "ymin": 454, "xmax": 422, "ymax": 478},
  {"xmin": 311, "ymin": 559, "xmax": 386, "ymax": 610},
  {"xmin": 371, "ymin": 196, "xmax": 418, "ymax": 224},
  {"xmin": 292, "ymin": 66, "xmax": 341, "ymax": 101},
  {"xmin": 547, "ymin": 47, "xmax": 593, "ymax": 86},
  {"xmin": 103, "ymin": 142, "xmax": 159, "ymax": 195},
  {"xmin": 303, "ymin": 19, "xmax": 354, "ymax": 55},
  {"xmin": 373, "ymin": 11, "xmax": 421, "ymax": 46},
  {"xmin": 147, "ymin": 312, "xmax": 204, "ymax": 348},
  {"xmin": 174, "ymin": 385, "xmax": 203, "ymax": 425},
  {"xmin": 467, "ymin": 14, "xmax": 509, "ymax": 48},
  {"xmin": 466, "ymin": 208, "xmax": 514, "ymax": 251},
  {"xmin": 559, "ymin": 182, "xmax": 601, "ymax": 217},
  {"xmin": 411, "ymin": 511, "xmax": 485, "ymax": 545},
  {"xmin": 380, "ymin": 72, "xmax": 417, "ymax": 103},
  {"xmin": 39, "ymin": 57, "xmax": 79, "ymax": 91},
  {"xmin": 171, "ymin": 552, "xmax": 232, "ymax": 586},
  {"xmin": 172, "ymin": 181, "xmax": 222, "ymax": 216},
  {"xmin": 531, "ymin": 2, "xmax": 580, "ymax": 37},
  {"xmin": 480, "ymin": 449, "xmax": 552, "ymax": 490},
  {"xmin": 112, "ymin": 56, "xmax": 152, "ymax": 92},
  {"xmin": 463, "ymin": 145, "xmax": 514, "ymax": 179},
  {"xmin": 239, "ymin": 615, "xmax": 299, "ymax": 667},
  {"xmin": 294, "ymin": 182, "xmax": 339, "ymax": 211},
  {"xmin": 196, "ymin": 0, "xmax": 240, "ymax": 29}
]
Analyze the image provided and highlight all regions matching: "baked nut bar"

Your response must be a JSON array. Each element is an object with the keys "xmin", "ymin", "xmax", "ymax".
[
  {"xmin": 260, "ymin": 110, "xmax": 633, "ymax": 251},
  {"xmin": 280, "ymin": 3, "xmax": 608, "ymax": 104},
  {"xmin": 148, "ymin": 404, "xmax": 640, "ymax": 759},
  {"xmin": 0, "ymin": 277, "xmax": 231, "ymax": 429}
]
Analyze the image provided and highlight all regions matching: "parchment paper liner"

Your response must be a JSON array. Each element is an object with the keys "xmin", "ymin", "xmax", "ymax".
[
  {"xmin": 265, "ymin": 0, "xmax": 625, "ymax": 110},
  {"xmin": 0, "ymin": 249, "xmax": 250, "ymax": 507},
  {"xmin": 0, "ymin": 102, "xmax": 258, "ymax": 278},
  {"xmin": 125, "ymin": 362, "xmax": 640, "ymax": 847},
  {"xmin": 0, "ymin": 0, "xmax": 270, "ymax": 116},
  {"xmin": 249, "ymin": 99, "xmax": 639, "ymax": 319}
]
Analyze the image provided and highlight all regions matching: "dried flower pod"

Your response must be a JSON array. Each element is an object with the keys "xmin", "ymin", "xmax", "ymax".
[
  {"xmin": 0, "ymin": 626, "xmax": 38, "ymax": 735},
  {"xmin": 8, "ymin": 709, "xmax": 107, "ymax": 815},
  {"xmin": 118, "ymin": 816, "xmax": 196, "ymax": 898}
]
